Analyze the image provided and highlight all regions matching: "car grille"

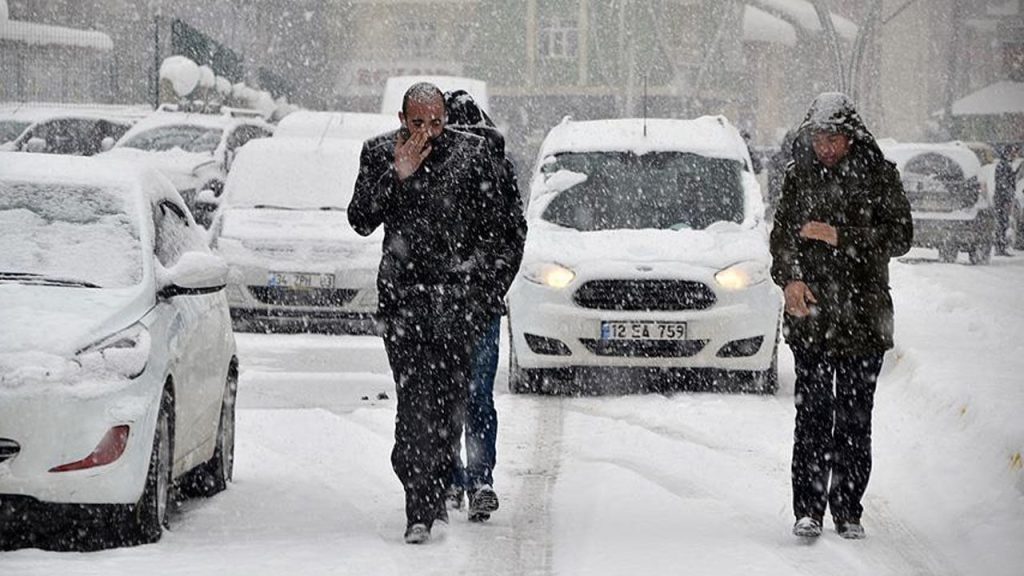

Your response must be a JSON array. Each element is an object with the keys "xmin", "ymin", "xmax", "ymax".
[
  {"xmin": 573, "ymin": 280, "xmax": 717, "ymax": 311},
  {"xmin": 580, "ymin": 339, "xmax": 708, "ymax": 358},
  {"xmin": 0, "ymin": 439, "xmax": 20, "ymax": 464},
  {"xmin": 248, "ymin": 286, "xmax": 358, "ymax": 308}
]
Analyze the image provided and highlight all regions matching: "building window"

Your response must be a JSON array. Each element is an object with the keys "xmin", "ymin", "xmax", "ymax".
[
  {"xmin": 539, "ymin": 17, "xmax": 578, "ymax": 61},
  {"xmin": 398, "ymin": 22, "xmax": 438, "ymax": 59}
]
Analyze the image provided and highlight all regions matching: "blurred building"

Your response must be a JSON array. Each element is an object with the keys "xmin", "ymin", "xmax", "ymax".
[{"xmin": 0, "ymin": 0, "xmax": 114, "ymax": 102}]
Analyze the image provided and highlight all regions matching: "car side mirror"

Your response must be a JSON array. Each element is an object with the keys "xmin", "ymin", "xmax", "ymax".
[
  {"xmin": 25, "ymin": 137, "xmax": 47, "ymax": 153},
  {"xmin": 100, "ymin": 137, "xmax": 116, "ymax": 152},
  {"xmin": 157, "ymin": 252, "xmax": 228, "ymax": 299}
]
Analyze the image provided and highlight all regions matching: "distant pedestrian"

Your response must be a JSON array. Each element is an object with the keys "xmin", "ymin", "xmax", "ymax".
[
  {"xmin": 993, "ymin": 145, "xmax": 1016, "ymax": 256},
  {"xmin": 442, "ymin": 90, "xmax": 526, "ymax": 522},
  {"xmin": 770, "ymin": 93, "xmax": 913, "ymax": 540},
  {"xmin": 767, "ymin": 129, "xmax": 797, "ymax": 221},
  {"xmin": 348, "ymin": 82, "xmax": 523, "ymax": 544}
]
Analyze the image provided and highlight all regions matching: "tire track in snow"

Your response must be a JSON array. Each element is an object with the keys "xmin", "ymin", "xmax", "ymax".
[{"xmin": 468, "ymin": 396, "xmax": 565, "ymax": 576}]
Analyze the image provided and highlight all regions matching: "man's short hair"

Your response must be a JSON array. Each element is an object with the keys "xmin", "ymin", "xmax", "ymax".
[{"xmin": 402, "ymin": 82, "xmax": 444, "ymax": 115}]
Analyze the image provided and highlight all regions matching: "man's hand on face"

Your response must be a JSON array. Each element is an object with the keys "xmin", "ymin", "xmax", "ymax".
[
  {"xmin": 784, "ymin": 280, "xmax": 818, "ymax": 318},
  {"xmin": 395, "ymin": 129, "xmax": 432, "ymax": 182},
  {"xmin": 800, "ymin": 221, "xmax": 839, "ymax": 247}
]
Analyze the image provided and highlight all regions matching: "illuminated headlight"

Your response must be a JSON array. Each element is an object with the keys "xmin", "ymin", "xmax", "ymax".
[
  {"xmin": 76, "ymin": 323, "xmax": 151, "ymax": 379},
  {"xmin": 524, "ymin": 262, "xmax": 576, "ymax": 289},
  {"xmin": 715, "ymin": 261, "xmax": 769, "ymax": 291}
]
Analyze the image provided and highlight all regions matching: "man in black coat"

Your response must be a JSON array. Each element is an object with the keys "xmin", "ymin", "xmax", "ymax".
[
  {"xmin": 770, "ymin": 93, "xmax": 913, "ymax": 540},
  {"xmin": 348, "ymin": 82, "xmax": 523, "ymax": 544}
]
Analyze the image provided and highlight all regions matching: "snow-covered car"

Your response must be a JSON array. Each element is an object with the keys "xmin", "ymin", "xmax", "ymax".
[
  {"xmin": 880, "ymin": 141, "xmax": 995, "ymax": 264},
  {"xmin": 273, "ymin": 110, "xmax": 398, "ymax": 142},
  {"xmin": 0, "ymin": 154, "xmax": 238, "ymax": 547},
  {"xmin": 102, "ymin": 109, "xmax": 273, "ymax": 227},
  {"xmin": 0, "ymin": 104, "xmax": 145, "ymax": 156},
  {"xmin": 506, "ymin": 117, "xmax": 783, "ymax": 394},
  {"xmin": 209, "ymin": 138, "xmax": 383, "ymax": 334}
]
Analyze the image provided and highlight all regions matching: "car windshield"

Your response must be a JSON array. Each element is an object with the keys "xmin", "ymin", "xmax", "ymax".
[
  {"xmin": 0, "ymin": 180, "xmax": 143, "ymax": 288},
  {"xmin": 902, "ymin": 152, "xmax": 978, "ymax": 212},
  {"xmin": 0, "ymin": 120, "xmax": 31, "ymax": 144},
  {"xmin": 541, "ymin": 151, "xmax": 745, "ymax": 231},
  {"xmin": 120, "ymin": 124, "xmax": 222, "ymax": 154}
]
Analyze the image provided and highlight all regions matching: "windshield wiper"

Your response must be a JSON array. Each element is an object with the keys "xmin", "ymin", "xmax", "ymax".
[
  {"xmin": 0, "ymin": 272, "xmax": 101, "ymax": 288},
  {"xmin": 319, "ymin": 206, "xmax": 346, "ymax": 212},
  {"xmin": 252, "ymin": 204, "xmax": 296, "ymax": 210}
]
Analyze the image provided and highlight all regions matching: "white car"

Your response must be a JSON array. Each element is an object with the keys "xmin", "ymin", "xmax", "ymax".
[
  {"xmin": 103, "ymin": 108, "xmax": 273, "ymax": 227},
  {"xmin": 0, "ymin": 154, "xmax": 237, "ymax": 547},
  {"xmin": 209, "ymin": 138, "xmax": 383, "ymax": 334},
  {"xmin": 507, "ymin": 117, "xmax": 782, "ymax": 394}
]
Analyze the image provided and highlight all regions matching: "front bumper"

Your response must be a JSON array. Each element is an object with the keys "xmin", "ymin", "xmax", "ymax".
[
  {"xmin": 0, "ymin": 374, "xmax": 159, "ymax": 506},
  {"xmin": 508, "ymin": 267, "xmax": 782, "ymax": 372}
]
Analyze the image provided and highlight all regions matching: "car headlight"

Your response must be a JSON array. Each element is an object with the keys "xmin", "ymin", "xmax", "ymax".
[
  {"xmin": 715, "ymin": 261, "xmax": 769, "ymax": 291},
  {"xmin": 75, "ymin": 323, "xmax": 151, "ymax": 379},
  {"xmin": 524, "ymin": 262, "xmax": 576, "ymax": 289}
]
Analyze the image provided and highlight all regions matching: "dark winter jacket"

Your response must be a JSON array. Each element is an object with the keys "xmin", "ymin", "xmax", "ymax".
[
  {"xmin": 348, "ymin": 127, "xmax": 522, "ymax": 323},
  {"xmin": 444, "ymin": 92, "xmax": 527, "ymax": 317},
  {"xmin": 770, "ymin": 93, "xmax": 913, "ymax": 355}
]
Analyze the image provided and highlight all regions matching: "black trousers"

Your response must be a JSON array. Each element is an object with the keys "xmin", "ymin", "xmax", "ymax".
[
  {"xmin": 791, "ymin": 346, "xmax": 884, "ymax": 523},
  {"xmin": 383, "ymin": 311, "xmax": 476, "ymax": 528}
]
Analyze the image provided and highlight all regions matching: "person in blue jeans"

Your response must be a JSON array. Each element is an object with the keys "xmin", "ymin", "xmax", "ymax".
[
  {"xmin": 449, "ymin": 316, "xmax": 502, "ymax": 521},
  {"xmin": 443, "ymin": 90, "xmax": 526, "ymax": 522}
]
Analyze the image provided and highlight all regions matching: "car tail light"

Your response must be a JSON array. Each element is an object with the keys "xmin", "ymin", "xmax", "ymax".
[{"xmin": 49, "ymin": 425, "xmax": 130, "ymax": 473}]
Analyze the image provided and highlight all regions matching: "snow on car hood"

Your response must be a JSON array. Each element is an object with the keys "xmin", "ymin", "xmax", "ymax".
[
  {"xmin": 102, "ymin": 147, "xmax": 212, "ymax": 190},
  {"xmin": 217, "ymin": 208, "xmax": 383, "ymax": 270},
  {"xmin": 0, "ymin": 284, "xmax": 151, "ymax": 359},
  {"xmin": 523, "ymin": 220, "xmax": 770, "ymax": 271}
]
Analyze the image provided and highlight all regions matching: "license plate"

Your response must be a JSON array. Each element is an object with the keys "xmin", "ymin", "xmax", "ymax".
[
  {"xmin": 601, "ymin": 321, "xmax": 687, "ymax": 341},
  {"xmin": 267, "ymin": 271, "xmax": 335, "ymax": 290}
]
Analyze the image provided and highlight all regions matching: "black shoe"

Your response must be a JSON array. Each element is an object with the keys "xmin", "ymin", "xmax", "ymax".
[
  {"xmin": 404, "ymin": 523, "xmax": 430, "ymax": 544},
  {"xmin": 835, "ymin": 519, "xmax": 866, "ymax": 540},
  {"xmin": 468, "ymin": 485, "xmax": 499, "ymax": 522},
  {"xmin": 793, "ymin": 516, "xmax": 823, "ymax": 538},
  {"xmin": 445, "ymin": 485, "xmax": 465, "ymax": 510},
  {"xmin": 435, "ymin": 502, "xmax": 449, "ymax": 525}
]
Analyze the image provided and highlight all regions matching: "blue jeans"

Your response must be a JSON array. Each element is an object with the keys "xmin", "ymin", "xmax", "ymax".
[{"xmin": 452, "ymin": 316, "xmax": 500, "ymax": 490}]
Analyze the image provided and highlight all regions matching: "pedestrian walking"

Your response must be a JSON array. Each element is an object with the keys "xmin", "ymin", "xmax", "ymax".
[
  {"xmin": 769, "ymin": 93, "xmax": 913, "ymax": 540},
  {"xmin": 442, "ymin": 90, "xmax": 527, "ymax": 523},
  {"xmin": 348, "ymin": 82, "xmax": 524, "ymax": 544},
  {"xmin": 994, "ymin": 144, "xmax": 1016, "ymax": 256}
]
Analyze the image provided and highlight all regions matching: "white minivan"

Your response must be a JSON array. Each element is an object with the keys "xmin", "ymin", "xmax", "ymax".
[{"xmin": 506, "ymin": 117, "xmax": 782, "ymax": 394}]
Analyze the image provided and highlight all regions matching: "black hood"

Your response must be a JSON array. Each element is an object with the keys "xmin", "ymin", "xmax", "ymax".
[
  {"xmin": 445, "ymin": 89, "xmax": 505, "ymax": 156},
  {"xmin": 791, "ymin": 92, "xmax": 886, "ymax": 174}
]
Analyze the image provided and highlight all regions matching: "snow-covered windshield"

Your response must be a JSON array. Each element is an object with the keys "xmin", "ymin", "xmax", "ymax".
[
  {"xmin": 541, "ymin": 151, "xmax": 745, "ymax": 231},
  {"xmin": 120, "ymin": 124, "xmax": 222, "ymax": 154},
  {"xmin": 0, "ymin": 120, "xmax": 31, "ymax": 144},
  {"xmin": 902, "ymin": 152, "xmax": 980, "ymax": 212},
  {"xmin": 0, "ymin": 180, "xmax": 143, "ymax": 288}
]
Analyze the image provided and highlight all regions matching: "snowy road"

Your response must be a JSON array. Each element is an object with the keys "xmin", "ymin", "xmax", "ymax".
[{"xmin": 2, "ymin": 249, "xmax": 1023, "ymax": 575}]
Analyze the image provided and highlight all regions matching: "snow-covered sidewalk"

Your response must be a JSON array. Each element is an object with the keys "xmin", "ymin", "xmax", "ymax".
[{"xmin": 1, "ymin": 250, "xmax": 1021, "ymax": 575}]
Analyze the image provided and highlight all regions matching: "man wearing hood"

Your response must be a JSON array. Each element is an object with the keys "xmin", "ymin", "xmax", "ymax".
[
  {"xmin": 770, "ymin": 93, "xmax": 913, "ymax": 540},
  {"xmin": 349, "ymin": 83, "xmax": 521, "ymax": 544},
  {"xmin": 442, "ymin": 90, "xmax": 527, "ymax": 523}
]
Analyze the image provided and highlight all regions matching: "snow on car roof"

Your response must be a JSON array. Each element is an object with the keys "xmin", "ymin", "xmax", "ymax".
[
  {"xmin": 119, "ymin": 110, "xmax": 266, "ymax": 143},
  {"xmin": 222, "ymin": 138, "xmax": 365, "ymax": 210},
  {"xmin": 380, "ymin": 75, "xmax": 489, "ymax": 115},
  {"xmin": 0, "ymin": 152, "xmax": 151, "ymax": 189},
  {"xmin": 538, "ymin": 116, "xmax": 753, "ymax": 165},
  {"xmin": 0, "ymin": 103, "xmax": 151, "ymax": 123},
  {"xmin": 274, "ymin": 111, "xmax": 398, "ymax": 142},
  {"xmin": 878, "ymin": 141, "xmax": 983, "ymax": 178}
]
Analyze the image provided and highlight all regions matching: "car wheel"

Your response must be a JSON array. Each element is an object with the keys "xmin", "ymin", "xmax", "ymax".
[
  {"xmin": 125, "ymin": 387, "xmax": 173, "ymax": 545},
  {"xmin": 969, "ymin": 242, "xmax": 992, "ymax": 265},
  {"xmin": 180, "ymin": 364, "xmax": 238, "ymax": 497},
  {"xmin": 938, "ymin": 243, "xmax": 958, "ymax": 263}
]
